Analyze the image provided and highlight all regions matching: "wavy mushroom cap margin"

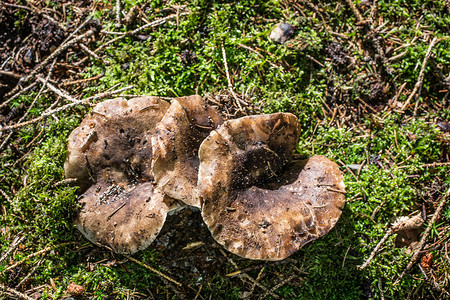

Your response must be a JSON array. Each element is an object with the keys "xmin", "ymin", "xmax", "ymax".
[
  {"xmin": 65, "ymin": 97, "xmax": 179, "ymax": 254},
  {"xmin": 198, "ymin": 113, "xmax": 346, "ymax": 260}
]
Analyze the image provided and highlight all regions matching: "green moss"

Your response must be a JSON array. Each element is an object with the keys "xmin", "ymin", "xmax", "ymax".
[{"xmin": 1, "ymin": 0, "xmax": 449, "ymax": 298}]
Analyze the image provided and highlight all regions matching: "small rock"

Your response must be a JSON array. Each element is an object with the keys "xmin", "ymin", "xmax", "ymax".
[
  {"xmin": 346, "ymin": 164, "xmax": 364, "ymax": 171},
  {"xmin": 437, "ymin": 121, "xmax": 450, "ymax": 132},
  {"xmin": 269, "ymin": 23, "xmax": 294, "ymax": 44},
  {"xmin": 67, "ymin": 282, "xmax": 85, "ymax": 296}
]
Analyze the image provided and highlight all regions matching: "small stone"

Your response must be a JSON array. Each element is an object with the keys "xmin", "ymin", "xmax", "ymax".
[
  {"xmin": 437, "ymin": 121, "xmax": 450, "ymax": 132},
  {"xmin": 269, "ymin": 23, "xmax": 294, "ymax": 44},
  {"xmin": 67, "ymin": 282, "xmax": 85, "ymax": 296}
]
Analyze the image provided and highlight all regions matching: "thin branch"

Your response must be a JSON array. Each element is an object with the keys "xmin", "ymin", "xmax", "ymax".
[
  {"xmin": 5, "ymin": 242, "xmax": 75, "ymax": 272},
  {"xmin": 29, "ymin": 30, "xmax": 95, "ymax": 79},
  {"xmin": 125, "ymin": 255, "xmax": 182, "ymax": 287},
  {"xmin": 0, "ymin": 2, "xmax": 64, "ymax": 30},
  {"xmin": 83, "ymin": 85, "xmax": 134, "ymax": 102},
  {"xmin": 0, "ymin": 98, "xmax": 90, "ymax": 133},
  {"xmin": 0, "ymin": 189, "xmax": 12, "ymax": 203},
  {"xmin": 61, "ymin": 13, "xmax": 94, "ymax": 45},
  {"xmin": 0, "ymin": 82, "xmax": 38, "ymax": 110},
  {"xmin": 421, "ymin": 162, "xmax": 450, "ymax": 168},
  {"xmin": 5, "ymin": 30, "xmax": 95, "ymax": 98},
  {"xmin": 260, "ymin": 275, "xmax": 297, "ymax": 299},
  {"xmin": 0, "ymin": 60, "xmax": 57, "ymax": 151},
  {"xmin": 77, "ymin": 13, "xmax": 189, "ymax": 66},
  {"xmin": 0, "ymin": 235, "xmax": 26, "ymax": 264},
  {"xmin": 79, "ymin": 43, "xmax": 103, "ymax": 62},
  {"xmin": 62, "ymin": 73, "xmax": 104, "ymax": 87},
  {"xmin": 219, "ymin": 249, "xmax": 280, "ymax": 299},
  {"xmin": 36, "ymin": 76, "xmax": 79, "ymax": 103},
  {"xmin": 52, "ymin": 178, "xmax": 78, "ymax": 188},
  {"xmin": 115, "ymin": 0, "xmax": 122, "ymax": 28},
  {"xmin": 221, "ymin": 43, "xmax": 246, "ymax": 109},
  {"xmin": 344, "ymin": 0, "xmax": 364, "ymax": 22},
  {"xmin": 402, "ymin": 37, "xmax": 449, "ymax": 110},
  {"xmin": 238, "ymin": 44, "xmax": 278, "ymax": 68},
  {"xmin": 0, "ymin": 283, "xmax": 34, "ymax": 300},
  {"xmin": 395, "ymin": 188, "xmax": 450, "ymax": 285},
  {"xmin": 359, "ymin": 229, "xmax": 393, "ymax": 270},
  {"xmin": 16, "ymin": 258, "xmax": 44, "ymax": 289},
  {"xmin": 226, "ymin": 258, "xmax": 297, "ymax": 277}
]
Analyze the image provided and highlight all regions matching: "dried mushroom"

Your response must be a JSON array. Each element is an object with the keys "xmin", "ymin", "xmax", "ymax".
[
  {"xmin": 198, "ymin": 114, "xmax": 346, "ymax": 260},
  {"xmin": 151, "ymin": 95, "xmax": 224, "ymax": 207},
  {"xmin": 65, "ymin": 96, "xmax": 178, "ymax": 254}
]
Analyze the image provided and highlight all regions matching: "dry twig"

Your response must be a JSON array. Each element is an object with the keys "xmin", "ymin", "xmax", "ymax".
[
  {"xmin": 5, "ymin": 242, "xmax": 75, "ymax": 271},
  {"xmin": 0, "ymin": 235, "xmax": 26, "ymax": 264},
  {"xmin": 421, "ymin": 162, "xmax": 450, "ymax": 168},
  {"xmin": 0, "ymin": 82, "xmax": 38, "ymax": 110},
  {"xmin": 0, "ymin": 61, "xmax": 57, "ymax": 151},
  {"xmin": 76, "ymin": 13, "xmax": 189, "ymax": 66},
  {"xmin": 5, "ymin": 30, "xmax": 95, "ymax": 98},
  {"xmin": 0, "ymin": 283, "xmax": 34, "ymax": 300},
  {"xmin": 360, "ymin": 213, "xmax": 424, "ymax": 270},
  {"xmin": 115, "ymin": 0, "xmax": 122, "ymax": 28},
  {"xmin": 344, "ymin": 0, "xmax": 364, "ymax": 22},
  {"xmin": 221, "ymin": 43, "xmax": 247, "ymax": 110},
  {"xmin": 83, "ymin": 85, "xmax": 134, "ymax": 102},
  {"xmin": 226, "ymin": 258, "xmax": 296, "ymax": 277},
  {"xmin": 0, "ymin": 2, "xmax": 64, "ymax": 29},
  {"xmin": 395, "ymin": 188, "xmax": 450, "ymax": 285},
  {"xmin": 0, "ymin": 189, "xmax": 12, "ymax": 204},
  {"xmin": 125, "ymin": 255, "xmax": 182, "ymax": 287},
  {"xmin": 402, "ymin": 37, "xmax": 449, "ymax": 111},
  {"xmin": 0, "ymin": 95, "xmax": 92, "ymax": 133},
  {"xmin": 260, "ymin": 275, "xmax": 297, "ymax": 299},
  {"xmin": 36, "ymin": 76, "xmax": 79, "ymax": 103},
  {"xmin": 359, "ymin": 229, "xmax": 393, "ymax": 270},
  {"xmin": 62, "ymin": 73, "xmax": 104, "ymax": 87},
  {"xmin": 220, "ymin": 250, "xmax": 281, "ymax": 299},
  {"xmin": 16, "ymin": 258, "xmax": 44, "ymax": 289},
  {"xmin": 61, "ymin": 13, "xmax": 94, "ymax": 45}
]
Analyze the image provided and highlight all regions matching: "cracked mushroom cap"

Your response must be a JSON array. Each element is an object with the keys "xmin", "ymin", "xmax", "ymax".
[
  {"xmin": 198, "ymin": 114, "xmax": 346, "ymax": 260},
  {"xmin": 64, "ymin": 96, "xmax": 176, "ymax": 254},
  {"xmin": 151, "ymin": 95, "xmax": 224, "ymax": 207}
]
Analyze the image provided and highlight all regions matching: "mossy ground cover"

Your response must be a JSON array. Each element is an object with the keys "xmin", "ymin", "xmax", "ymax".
[{"xmin": 0, "ymin": 0, "xmax": 449, "ymax": 299}]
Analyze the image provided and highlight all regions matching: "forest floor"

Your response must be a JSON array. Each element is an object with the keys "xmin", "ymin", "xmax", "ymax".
[{"xmin": 0, "ymin": 0, "xmax": 449, "ymax": 299}]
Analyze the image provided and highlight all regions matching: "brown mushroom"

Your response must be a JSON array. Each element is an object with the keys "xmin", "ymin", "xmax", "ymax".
[
  {"xmin": 76, "ymin": 182, "xmax": 177, "ymax": 254},
  {"xmin": 151, "ymin": 95, "xmax": 224, "ymax": 207},
  {"xmin": 65, "ymin": 96, "xmax": 178, "ymax": 254},
  {"xmin": 64, "ymin": 96, "xmax": 170, "ymax": 190},
  {"xmin": 198, "ymin": 114, "xmax": 346, "ymax": 260}
]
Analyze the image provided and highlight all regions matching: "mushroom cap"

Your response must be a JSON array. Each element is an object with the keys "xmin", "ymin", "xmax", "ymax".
[
  {"xmin": 76, "ymin": 182, "xmax": 178, "ymax": 254},
  {"xmin": 198, "ymin": 114, "xmax": 345, "ymax": 260},
  {"xmin": 64, "ymin": 97, "xmax": 174, "ymax": 253},
  {"xmin": 64, "ymin": 96, "xmax": 170, "ymax": 191},
  {"xmin": 151, "ymin": 95, "xmax": 224, "ymax": 207}
]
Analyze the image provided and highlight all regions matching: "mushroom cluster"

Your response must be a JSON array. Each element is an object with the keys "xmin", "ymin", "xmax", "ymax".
[{"xmin": 65, "ymin": 95, "xmax": 346, "ymax": 260}]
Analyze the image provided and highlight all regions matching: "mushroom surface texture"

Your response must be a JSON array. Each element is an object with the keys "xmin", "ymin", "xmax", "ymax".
[
  {"xmin": 65, "ymin": 96, "xmax": 178, "ymax": 254},
  {"xmin": 77, "ymin": 183, "xmax": 176, "ymax": 254},
  {"xmin": 151, "ymin": 95, "xmax": 224, "ymax": 207},
  {"xmin": 198, "ymin": 114, "xmax": 346, "ymax": 260}
]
